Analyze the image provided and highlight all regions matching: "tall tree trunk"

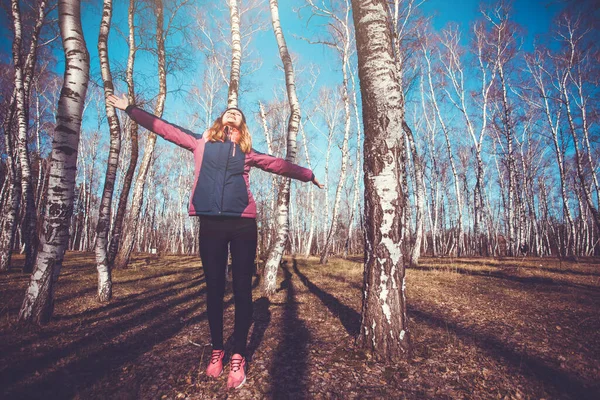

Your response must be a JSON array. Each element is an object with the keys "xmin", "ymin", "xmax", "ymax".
[
  {"xmin": 300, "ymin": 122, "xmax": 315, "ymax": 258},
  {"xmin": 404, "ymin": 121, "xmax": 424, "ymax": 267},
  {"xmin": 561, "ymin": 74, "xmax": 600, "ymax": 232},
  {"xmin": 259, "ymin": 101, "xmax": 277, "ymax": 252},
  {"xmin": 109, "ymin": 0, "xmax": 138, "ymax": 264},
  {"xmin": 527, "ymin": 53, "xmax": 575, "ymax": 255},
  {"xmin": 497, "ymin": 65, "xmax": 517, "ymax": 256},
  {"xmin": 352, "ymin": 0, "xmax": 410, "ymax": 360},
  {"xmin": 114, "ymin": 0, "xmax": 166, "ymax": 269},
  {"xmin": 227, "ymin": 0, "xmax": 241, "ymax": 108},
  {"xmin": 11, "ymin": 0, "xmax": 38, "ymax": 273},
  {"xmin": 262, "ymin": 0, "xmax": 301, "ymax": 297},
  {"xmin": 320, "ymin": 1, "xmax": 352, "ymax": 264},
  {"xmin": 19, "ymin": 0, "xmax": 89, "ymax": 324},
  {"xmin": 0, "ymin": 92, "xmax": 21, "ymax": 272},
  {"xmin": 346, "ymin": 70, "xmax": 363, "ymax": 258},
  {"xmin": 94, "ymin": 0, "xmax": 121, "ymax": 302},
  {"xmin": 422, "ymin": 43, "xmax": 463, "ymax": 257}
]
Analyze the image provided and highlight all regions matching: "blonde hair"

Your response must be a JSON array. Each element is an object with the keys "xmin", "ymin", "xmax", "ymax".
[{"xmin": 205, "ymin": 114, "xmax": 252, "ymax": 154}]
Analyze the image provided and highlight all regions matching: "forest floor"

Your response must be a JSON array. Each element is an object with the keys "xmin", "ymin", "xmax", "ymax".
[{"xmin": 1, "ymin": 253, "xmax": 599, "ymax": 400}]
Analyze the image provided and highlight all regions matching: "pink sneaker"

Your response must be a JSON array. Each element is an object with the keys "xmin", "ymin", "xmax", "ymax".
[
  {"xmin": 227, "ymin": 354, "xmax": 246, "ymax": 389},
  {"xmin": 206, "ymin": 349, "xmax": 224, "ymax": 378}
]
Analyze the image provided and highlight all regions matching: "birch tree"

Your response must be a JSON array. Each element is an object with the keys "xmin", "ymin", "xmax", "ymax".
[
  {"xmin": 108, "ymin": 0, "xmax": 138, "ymax": 264},
  {"xmin": 525, "ymin": 49, "xmax": 576, "ymax": 255},
  {"xmin": 556, "ymin": 13, "xmax": 600, "ymax": 232},
  {"xmin": 303, "ymin": 0, "xmax": 353, "ymax": 264},
  {"xmin": 439, "ymin": 24, "xmax": 496, "ymax": 255},
  {"xmin": 94, "ymin": 0, "xmax": 121, "ymax": 302},
  {"xmin": 10, "ymin": 0, "xmax": 50, "ymax": 272},
  {"xmin": 0, "ymin": 102, "xmax": 20, "ymax": 272},
  {"xmin": 114, "ymin": 0, "xmax": 167, "ymax": 269},
  {"xmin": 262, "ymin": 0, "xmax": 302, "ymax": 296},
  {"xmin": 483, "ymin": 4, "xmax": 520, "ymax": 256},
  {"xmin": 227, "ymin": 0, "xmax": 241, "ymax": 108},
  {"xmin": 19, "ymin": 0, "xmax": 89, "ymax": 324},
  {"xmin": 420, "ymin": 34, "xmax": 464, "ymax": 256},
  {"xmin": 352, "ymin": 0, "xmax": 410, "ymax": 360}
]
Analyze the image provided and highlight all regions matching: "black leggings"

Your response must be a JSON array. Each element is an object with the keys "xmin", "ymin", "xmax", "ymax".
[{"xmin": 199, "ymin": 216, "xmax": 257, "ymax": 357}]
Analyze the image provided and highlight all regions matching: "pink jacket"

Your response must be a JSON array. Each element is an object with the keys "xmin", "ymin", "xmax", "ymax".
[{"xmin": 126, "ymin": 106, "xmax": 314, "ymax": 218}]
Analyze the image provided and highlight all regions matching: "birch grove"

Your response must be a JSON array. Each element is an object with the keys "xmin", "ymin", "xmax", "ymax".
[
  {"xmin": 113, "ymin": 0, "xmax": 168, "ymax": 269},
  {"xmin": 0, "ymin": 0, "xmax": 598, "ymax": 338}
]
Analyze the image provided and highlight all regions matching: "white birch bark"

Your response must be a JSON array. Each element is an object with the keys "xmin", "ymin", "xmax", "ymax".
[
  {"xmin": 109, "ymin": 0, "xmax": 138, "ymax": 264},
  {"xmin": 19, "ymin": 0, "xmax": 90, "ymax": 324},
  {"xmin": 227, "ymin": 0, "xmax": 241, "ymax": 108},
  {"xmin": 300, "ymin": 122, "xmax": 315, "ymax": 258},
  {"xmin": 310, "ymin": 0, "xmax": 353, "ymax": 264},
  {"xmin": 94, "ymin": 0, "xmax": 121, "ymax": 302},
  {"xmin": 262, "ymin": 0, "xmax": 302, "ymax": 297},
  {"xmin": 352, "ymin": 0, "xmax": 409, "ymax": 360},
  {"xmin": 0, "ymin": 91, "xmax": 21, "ymax": 272},
  {"xmin": 346, "ymin": 69, "xmax": 363, "ymax": 258},
  {"xmin": 11, "ymin": 0, "xmax": 37, "ymax": 272}
]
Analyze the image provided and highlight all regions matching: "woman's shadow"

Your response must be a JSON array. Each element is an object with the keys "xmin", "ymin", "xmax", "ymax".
[{"xmin": 246, "ymin": 296, "xmax": 272, "ymax": 361}]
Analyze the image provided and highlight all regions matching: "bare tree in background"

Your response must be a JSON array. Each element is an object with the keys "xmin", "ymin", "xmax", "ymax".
[
  {"xmin": 19, "ymin": 0, "xmax": 89, "ymax": 324},
  {"xmin": 94, "ymin": 0, "xmax": 121, "ymax": 301},
  {"xmin": 555, "ymin": 13, "xmax": 600, "ymax": 232},
  {"xmin": 352, "ymin": 0, "xmax": 410, "ymax": 360},
  {"xmin": 0, "ymin": 92, "xmax": 21, "ymax": 272},
  {"xmin": 114, "ymin": 0, "xmax": 168, "ymax": 269},
  {"xmin": 303, "ymin": 0, "xmax": 353, "ymax": 265},
  {"xmin": 388, "ymin": 0, "xmax": 425, "ymax": 264},
  {"xmin": 6, "ymin": 0, "xmax": 49, "ymax": 273},
  {"xmin": 109, "ymin": 0, "xmax": 139, "ymax": 264}
]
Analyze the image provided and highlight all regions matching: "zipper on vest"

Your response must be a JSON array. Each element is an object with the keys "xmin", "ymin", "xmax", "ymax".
[{"xmin": 220, "ymin": 142, "xmax": 233, "ymax": 212}]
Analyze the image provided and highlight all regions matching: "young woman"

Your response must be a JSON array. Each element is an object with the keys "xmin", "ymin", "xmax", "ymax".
[{"xmin": 107, "ymin": 94, "xmax": 323, "ymax": 389}]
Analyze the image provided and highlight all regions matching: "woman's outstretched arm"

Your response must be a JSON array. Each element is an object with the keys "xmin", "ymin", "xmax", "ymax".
[
  {"xmin": 107, "ymin": 93, "xmax": 200, "ymax": 152},
  {"xmin": 247, "ymin": 149, "xmax": 324, "ymax": 188}
]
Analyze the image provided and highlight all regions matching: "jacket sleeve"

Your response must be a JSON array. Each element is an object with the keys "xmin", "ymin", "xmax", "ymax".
[
  {"xmin": 248, "ymin": 149, "xmax": 314, "ymax": 182},
  {"xmin": 125, "ymin": 105, "xmax": 199, "ymax": 152}
]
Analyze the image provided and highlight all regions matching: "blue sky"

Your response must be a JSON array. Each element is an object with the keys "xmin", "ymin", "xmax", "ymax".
[
  {"xmin": 1, "ymin": 0, "xmax": 565, "ymax": 114},
  {"xmin": 0, "ymin": 0, "xmax": 568, "ymax": 166}
]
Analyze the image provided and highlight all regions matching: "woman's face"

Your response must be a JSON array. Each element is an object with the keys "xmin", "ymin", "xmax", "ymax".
[{"xmin": 222, "ymin": 109, "xmax": 243, "ymax": 128}]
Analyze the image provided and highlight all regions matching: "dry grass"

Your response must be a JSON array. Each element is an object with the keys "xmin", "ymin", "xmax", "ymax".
[{"xmin": 1, "ymin": 252, "xmax": 599, "ymax": 399}]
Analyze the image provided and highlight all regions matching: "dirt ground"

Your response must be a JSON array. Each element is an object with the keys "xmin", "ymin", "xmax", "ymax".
[{"xmin": 1, "ymin": 253, "xmax": 599, "ymax": 399}]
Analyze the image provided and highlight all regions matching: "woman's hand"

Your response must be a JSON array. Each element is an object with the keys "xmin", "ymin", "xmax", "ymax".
[
  {"xmin": 312, "ymin": 176, "xmax": 324, "ymax": 189},
  {"xmin": 107, "ymin": 93, "xmax": 129, "ymax": 110}
]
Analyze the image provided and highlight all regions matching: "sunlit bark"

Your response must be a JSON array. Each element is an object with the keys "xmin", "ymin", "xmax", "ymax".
[
  {"xmin": 262, "ymin": 0, "xmax": 302, "ymax": 297},
  {"xmin": 352, "ymin": 0, "xmax": 410, "ymax": 361},
  {"xmin": 94, "ymin": 0, "xmax": 121, "ymax": 302},
  {"xmin": 19, "ymin": 0, "xmax": 90, "ymax": 324}
]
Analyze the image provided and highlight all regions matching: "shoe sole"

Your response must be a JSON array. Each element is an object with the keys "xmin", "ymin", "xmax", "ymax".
[
  {"xmin": 206, "ymin": 368, "xmax": 223, "ymax": 378},
  {"xmin": 232, "ymin": 375, "xmax": 246, "ymax": 389}
]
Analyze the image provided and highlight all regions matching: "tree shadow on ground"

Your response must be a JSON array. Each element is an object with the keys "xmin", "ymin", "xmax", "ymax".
[
  {"xmin": 427, "ymin": 257, "xmax": 600, "ymax": 277},
  {"xmin": 409, "ymin": 304, "xmax": 599, "ymax": 400},
  {"xmin": 0, "ymin": 266, "xmax": 227, "ymax": 399},
  {"xmin": 269, "ymin": 263, "xmax": 310, "ymax": 399},
  {"xmin": 292, "ymin": 259, "xmax": 360, "ymax": 336},
  {"xmin": 410, "ymin": 264, "xmax": 600, "ymax": 292}
]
